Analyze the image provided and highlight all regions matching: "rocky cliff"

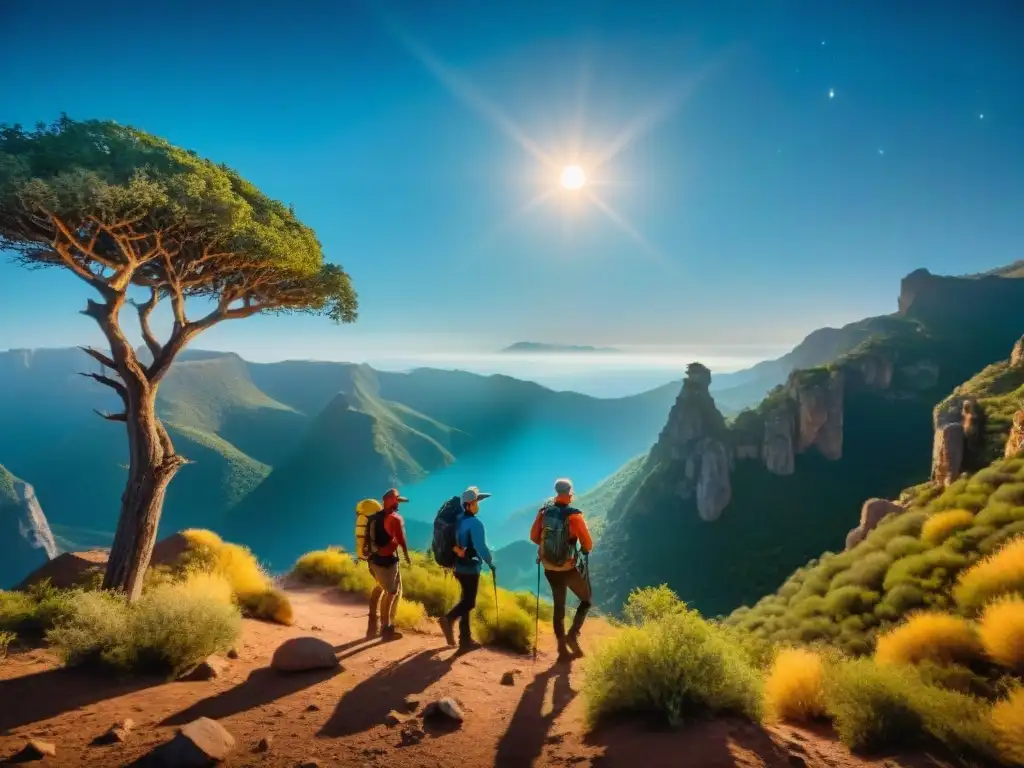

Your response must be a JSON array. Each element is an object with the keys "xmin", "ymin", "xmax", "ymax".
[{"xmin": 0, "ymin": 464, "xmax": 59, "ymax": 589}]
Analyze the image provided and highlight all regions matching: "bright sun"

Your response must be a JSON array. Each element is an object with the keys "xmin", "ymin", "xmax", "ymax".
[{"xmin": 560, "ymin": 165, "xmax": 587, "ymax": 190}]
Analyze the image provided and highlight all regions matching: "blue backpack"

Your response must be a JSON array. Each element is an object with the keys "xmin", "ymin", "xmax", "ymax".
[
  {"xmin": 540, "ymin": 504, "xmax": 581, "ymax": 567},
  {"xmin": 431, "ymin": 496, "xmax": 463, "ymax": 568}
]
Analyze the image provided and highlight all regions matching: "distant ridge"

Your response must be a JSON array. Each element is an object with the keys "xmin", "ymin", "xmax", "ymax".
[{"xmin": 500, "ymin": 341, "xmax": 619, "ymax": 354}]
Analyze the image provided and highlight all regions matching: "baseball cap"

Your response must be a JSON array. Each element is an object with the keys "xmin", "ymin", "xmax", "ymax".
[
  {"xmin": 461, "ymin": 486, "xmax": 492, "ymax": 504},
  {"xmin": 383, "ymin": 488, "xmax": 409, "ymax": 503},
  {"xmin": 554, "ymin": 478, "xmax": 574, "ymax": 496}
]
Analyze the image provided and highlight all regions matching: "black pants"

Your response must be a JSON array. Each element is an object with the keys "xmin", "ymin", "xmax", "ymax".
[
  {"xmin": 446, "ymin": 572, "xmax": 480, "ymax": 642},
  {"xmin": 545, "ymin": 567, "xmax": 592, "ymax": 640}
]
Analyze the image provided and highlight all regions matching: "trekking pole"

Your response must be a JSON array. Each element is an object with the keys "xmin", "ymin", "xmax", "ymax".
[
  {"xmin": 492, "ymin": 568, "xmax": 500, "ymax": 631},
  {"xmin": 534, "ymin": 559, "xmax": 541, "ymax": 663}
]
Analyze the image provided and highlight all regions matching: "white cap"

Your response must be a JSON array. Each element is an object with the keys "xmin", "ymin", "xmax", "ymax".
[{"xmin": 462, "ymin": 486, "xmax": 492, "ymax": 504}]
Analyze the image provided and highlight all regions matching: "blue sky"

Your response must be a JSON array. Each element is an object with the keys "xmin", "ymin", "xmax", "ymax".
[{"xmin": 1, "ymin": 0, "xmax": 1022, "ymax": 362}]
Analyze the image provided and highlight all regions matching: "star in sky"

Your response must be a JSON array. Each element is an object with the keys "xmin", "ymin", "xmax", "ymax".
[{"xmin": 828, "ymin": 87, "xmax": 835, "ymax": 100}]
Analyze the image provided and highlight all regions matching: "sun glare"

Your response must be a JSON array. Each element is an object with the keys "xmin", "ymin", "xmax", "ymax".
[{"xmin": 560, "ymin": 165, "xmax": 587, "ymax": 190}]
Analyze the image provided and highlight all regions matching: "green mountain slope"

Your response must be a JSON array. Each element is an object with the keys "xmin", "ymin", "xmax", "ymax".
[{"xmin": 590, "ymin": 266, "xmax": 1024, "ymax": 618}]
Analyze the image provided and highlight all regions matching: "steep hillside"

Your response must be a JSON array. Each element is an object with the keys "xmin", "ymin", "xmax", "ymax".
[
  {"xmin": 591, "ymin": 266, "xmax": 1024, "ymax": 618},
  {"xmin": 0, "ymin": 464, "xmax": 58, "ymax": 589}
]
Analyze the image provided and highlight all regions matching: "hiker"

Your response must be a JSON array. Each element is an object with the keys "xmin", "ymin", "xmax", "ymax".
[
  {"xmin": 439, "ymin": 486, "xmax": 495, "ymax": 652},
  {"xmin": 366, "ymin": 488, "xmax": 413, "ymax": 641},
  {"xmin": 531, "ymin": 477, "xmax": 593, "ymax": 662}
]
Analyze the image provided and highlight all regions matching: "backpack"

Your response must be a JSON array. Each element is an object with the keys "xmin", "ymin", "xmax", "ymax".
[
  {"xmin": 366, "ymin": 510, "xmax": 394, "ymax": 558},
  {"xmin": 354, "ymin": 499, "xmax": 381, "ymax": 561},
  {"xmin": 431, "ymin": 496, "xmax": 463, "ymax": 568},
  {"xmin": 540, "ymin": 504, "xmax": 581, "ymax": 567}
]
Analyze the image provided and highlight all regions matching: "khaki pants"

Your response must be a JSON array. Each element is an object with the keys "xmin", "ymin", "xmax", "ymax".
[{"xmin": 368, "ymin": 562, "xmax": 402, "ymax": 627}]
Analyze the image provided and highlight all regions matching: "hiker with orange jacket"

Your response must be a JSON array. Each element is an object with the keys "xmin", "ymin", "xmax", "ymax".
[
  {"xmin": 365, "ymin": 488, "xmax": 413, "ymax": 642},
  {"xmin": 530, "ymin": 478, "xmax": 594, "ymax": 662}
]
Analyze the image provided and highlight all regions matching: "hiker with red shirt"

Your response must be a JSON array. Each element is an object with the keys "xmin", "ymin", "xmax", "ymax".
[
  {"xmin": 530, "ymin": 478, "xmax": 594, "ymax": 662},
  {"xmin": 366, "ymin": 488, "xmax": 412, "ymax": 641}
]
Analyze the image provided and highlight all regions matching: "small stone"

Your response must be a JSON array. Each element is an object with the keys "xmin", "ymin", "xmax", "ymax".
[
  {"xmin": 788, "ymin": 756, "xmax": 807, "ymax": 768},
  {"xmin": 20, "ymin": 740, "xmax": 57, "ymax": 759},
  {"xmin": 255, "ymin": 736, "xmax": 272, "ymax": 753},
  {"xmin": 500, "ymin": 670, "xmax": 518, "ymax": 686},
  {"xmin": 384, "ymin": 710, "xmax": 409, "ymax": 727},
  {"xmin": 155, "ymin": 717, "xmax": 235, "ymax": 766},
  {"xmin": 311, "ymin": 625, "xmax": 323, "ymax": 631},
  {"xmin": 100, "ymin": 717, "xmax": 135, "ymax": 743},
  {"xmin": 180, "ymin": 657, "xmax": 227, "ymax": 681},
  {"xmin": 271, "ymin": 637, "xmax": 340, "ymax": 673},
  {"xmin": 305, "ymin": 703, "xmax": 320, "ymax": 712},
  {"xmin": 401, "ymin": 696, "xmax": 420, "ymax": 713},
  {"xmin": 423, "ymin": 697, "xmax": 464, "ymax": 723},
  {"xmin": 399, "ymin": 726, "xmax": 426, "ymax": 747},
  {"xmin": 227, "ymin": 648, "xmax": 240, "ymax": 660}
]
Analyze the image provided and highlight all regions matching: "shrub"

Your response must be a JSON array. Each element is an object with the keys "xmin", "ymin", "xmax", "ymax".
[
  {"xmin": 883, "ymin": 548, "xmax": 968, "ymax": 593},
  {"xmin": 512, "ymin": 590, "xmax": 554, "ymax": 623},
  {"xmin": 394, "ymin": 599, "xmax": 428, "ymax": 632},
  {"xmin": 885, "ymin": 535, "xmax": 928, "ymax": 559},
  {"xmin": 954, "ymin": 536, "xmax": 1024, "ymax": 613},
  {"xmin": 291, "ymin": 548, "xmax": 356, "ymax": 585},
  {"xmin": 875, "ymin": 584, "xmax": 927, "ymax": 621},
  {"xmin": 47, "ymin": 575, "xmax": 242, "ymax": 678},
  {"xmin": 583, "ymin": 606, "xmax": 762, "ymax": 727},
  {"xmin": 0, "ymin": 582, "xmax": 78, "ymax": 638},
  {"xmin": 992, "ymin": 687, "xmax": 1024, "ymax": 765},
  {"xmin": 823, "ymin": 658, "xmax": 997, "ymax": 757},
  {"xmin": 875, "ymin": 612, "xmax": 982, "ymax": 667},
  {"xmin": 824, "ymin": 586, "xmax": 879, "ymax": 619},
  {"xmin": 175, "ymin": 529, "xmax": 293, "ymax": 625},
  {"xmin": 978, "ymin": 595, "xmax": 1024, "ymax": 670},
  {"xmin": 831, "ymin": 552, "xmax": 892, "ymax": 592},
  {"xmin": 470, "ymin": 574, "xmax": 537, "ymax": 654},
  {"xmin": 622, "ymin": 585, "xmax": 687, "ymax": 626},
  {"xmin": 921, "ymin": 510, "xmax": 976, "ymax": 546},
  {"xmin": 975, "ymin": 502, "xmax": 1024, "ymax": 529},
  {"xmin": 0, "ymin": 630, "xmax": 14, "ymax": 657},
  {"xmin": 763, "ymin": 648, "xmax": 826, "ymax": 723}
]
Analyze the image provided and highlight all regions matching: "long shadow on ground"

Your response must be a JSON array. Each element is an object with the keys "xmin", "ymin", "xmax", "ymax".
[
  {"xmin": 494, "ymin": 662, "xmax": 576, "ymax": 768},
  {"xmin": 318, "ymin": 648, "xmax": 455, "ymax": 738},
  {"xmin": 585, "ymin": 718, "xmax": 803, "ymax": 768},
  {"xmin": 161, "ymin": 666, "xmax": 341, "ymax": 726},
  {"xmin": 0, "ymin": 667, "xmax": 158, "ymax": 734}
]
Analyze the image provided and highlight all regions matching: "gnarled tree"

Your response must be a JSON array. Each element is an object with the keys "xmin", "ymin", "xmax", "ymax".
[{"xmin": 0, "ymin": 116, "xmax": 357, "ymax": 600}]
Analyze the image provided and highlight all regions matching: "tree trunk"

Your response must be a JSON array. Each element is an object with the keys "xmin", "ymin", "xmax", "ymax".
[{"xmin": 101, "ymin": 372, "xmax": 184, "ymax": 601}]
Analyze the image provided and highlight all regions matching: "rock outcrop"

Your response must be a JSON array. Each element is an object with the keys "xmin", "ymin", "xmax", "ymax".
[
  {"xmin": 0, "ymin": 465, "xmax": 59, "ymax": 589},
  {"xmin": 1006, "ymin": 411, "xmax": 1024, "ymax": 458},
  {"xmin": 1012, "ymin": 336, "xmax": 1024, "ymax": 367},
  {"xmin": 652, "ymin": 363, "xmax": 732, "ymax": 522},
  {"xmin": 761, "ymin": 408, "xmax": 796, "ymax": 476},
  {"xmin": 793, "ymin": 369, "xmax": 844, "ymax": 460},
  {"xmin": 845, "ymin": 498, "xmax": 905, "ymax": 550},
  {"xmin": 931, "ymin": 422, "xmax": 965, "ymax": 487}
]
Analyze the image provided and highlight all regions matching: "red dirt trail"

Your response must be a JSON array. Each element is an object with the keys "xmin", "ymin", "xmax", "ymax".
[{"xmin": 0, "ymin": 588, "xmax": 957, "ymax": 767}]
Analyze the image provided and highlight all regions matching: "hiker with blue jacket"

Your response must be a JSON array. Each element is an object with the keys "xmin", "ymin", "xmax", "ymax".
[{"xmin": 439, "ymin": 486, "xmax": 495, "ymax": 652}]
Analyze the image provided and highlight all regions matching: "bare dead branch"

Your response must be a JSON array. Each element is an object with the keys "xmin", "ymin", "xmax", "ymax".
[
  {"xmin": 79, "ymin": 345, "xmax": 117, "ymax": 370},
  {"xmin": 92, "ymin": 409, "xmax": 127, "ymax": 422},
  {"xmin": 78, "ymin": 371, "xmax": 127, "ymax": 398},
  {"xmin": 131, "ymin": 287, "xmax": 163, "ymax": 359}
]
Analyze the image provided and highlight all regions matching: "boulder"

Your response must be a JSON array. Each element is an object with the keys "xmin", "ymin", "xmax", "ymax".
[
  {"xmin": 17, "ymin": 740, "xmax": 57, "ymax": 759},
  {"xmin": 179, "ymin": 657, "xmax": 228, "ymax": 681},
  {"xmin": 1013, "ymin": 336, "xmax": 1024, "ymax": 367},
  {"xmin": 96, "ymin": 718, "xmax": 135, "ymax": 744},
  {"xmin": 154, "ymin": 717, "xmax": 235, "ymax": 766},
  {"xmin": 271, "ymin": 637, "xmax": 340, "ymax": 673},
  {"xmin": 845, "ymin": 498, "xmax": 905, "ymax": 551}
]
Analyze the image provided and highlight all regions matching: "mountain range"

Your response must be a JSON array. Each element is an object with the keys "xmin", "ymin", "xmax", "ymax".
[
  {"xmin": 499, "ymin": 342, "xmax": 620, "ymax": 354},
  {"xmin": 0, "ymin": 349, "xmax": 683, "ymax": 582}
]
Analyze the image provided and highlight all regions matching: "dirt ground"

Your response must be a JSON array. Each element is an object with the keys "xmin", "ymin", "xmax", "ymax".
[{"xmin": 0, "ymin": 587, "xmax": 959, "ymax": 767}]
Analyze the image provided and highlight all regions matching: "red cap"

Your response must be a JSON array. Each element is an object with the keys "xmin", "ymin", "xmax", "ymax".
[{"xmin": 383, "ymin": 488, "xmax": 409, "ymax": 503}]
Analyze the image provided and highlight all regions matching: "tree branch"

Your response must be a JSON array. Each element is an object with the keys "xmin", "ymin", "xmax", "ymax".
[
  {"xmin": 92, "ymin": 408, "xmax": 127, "ymax": 422},
  {"xmin": 131, "ymin": 287, "xmax": 163, "ymax": 359},
  {"xmin": 79, "ymin": 345, "xmax": 117, "ymax": 370},
  {"xmin": 78, "ymin": 371, "xmax": 127, "ymax": 399}
]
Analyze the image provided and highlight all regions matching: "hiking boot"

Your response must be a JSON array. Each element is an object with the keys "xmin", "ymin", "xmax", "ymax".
[
  {"xmin": 366, "ymin": 617, "xmax": 379, "ymax": 639},
  {"xmin": 380, "ymin": 625, "xmax": 404, "ymax": 642},
  {"xmin": 457, "ymin": 639, "xmax": 482, "ymax": 654},
  {"xmin": 438, "ymin": 617, "xmax": 456, "ymax": 647},
  {"xmin": 565, "ymin": 633, "xmax": 585, "ymax": 658}
]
